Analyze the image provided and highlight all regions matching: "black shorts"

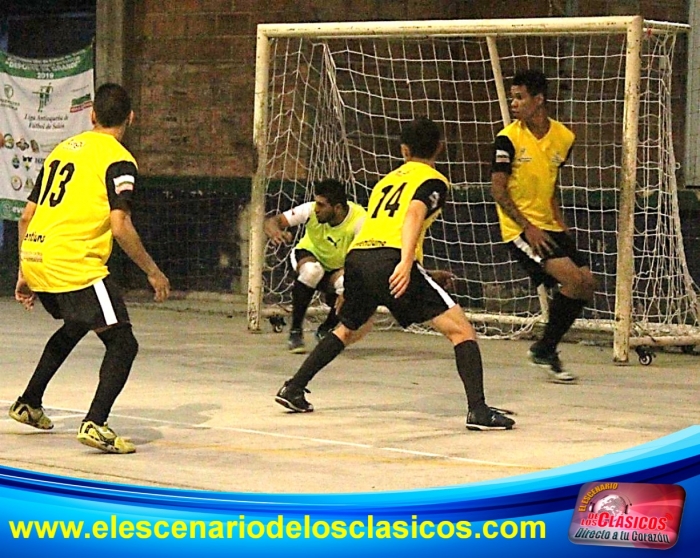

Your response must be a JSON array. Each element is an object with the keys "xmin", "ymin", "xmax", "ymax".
[
  {"xmin": 291, "ymin": 248, "xmax": 341, "ymax": 293},
  {"xmin": 507, "ymin": 230, "xmax": 589, "ymax": 288},
  {"xmin": 37, "ymin": 276, "xmax": 130, "ymax": 329},
  {"xmin": 339, "ymin": 248, "xmax": 456, "ymax": 330}
]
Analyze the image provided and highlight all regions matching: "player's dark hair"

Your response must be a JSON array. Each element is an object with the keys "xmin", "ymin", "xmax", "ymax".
[
  {"xmin": 400, "ymin": 117, "xmax": 442, "ymax": 159},
  {"xmin": 93, "ymin": 83, "xmax": 132, "ymax": 128},
  {"xmin": 512, "ymin": 68, "xmax": 548, "ymax": 101},
  {"xmin": 315, "ymin": 179, "xmax": 348, "ymax": 208}
]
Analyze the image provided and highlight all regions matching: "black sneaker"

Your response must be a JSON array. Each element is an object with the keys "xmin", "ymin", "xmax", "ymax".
[
  {"xmin": 275, "ymin": 380, "xmax": 314, "ymax": 412},
  {"xmin": 288, "ymin": 329, "xmax": 307, "ymax": 354},
  {"xmin": 314, "ymin": 324, "xmax": 335, "ymax": 342},
  {"xmin": 466, "ymin": 407, "xmax": 515, "ymax": 431},
  {"xmin": 528, "ymin": 344, "xmax": 577, "ymax": 384}
]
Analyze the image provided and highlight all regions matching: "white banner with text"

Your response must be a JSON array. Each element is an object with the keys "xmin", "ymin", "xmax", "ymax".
[{"xmin": 0, "ymin": 45, "xmax": 93, "ymax": 221}]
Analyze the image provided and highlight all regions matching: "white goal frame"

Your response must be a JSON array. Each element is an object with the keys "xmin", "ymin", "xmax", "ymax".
[{"xmin": 248, "ymin": 16, "xmax": 695, "ymax": 364}]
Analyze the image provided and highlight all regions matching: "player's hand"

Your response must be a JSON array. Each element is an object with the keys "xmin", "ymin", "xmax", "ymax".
[
  {"xmin": 428, "ymin": 269, "xmax": 456, "ymax": 291},
  {"xmin": 389, "ymin": 260, "xmax": 412, "ymax": 299},
  {"xmin": 148, "ymin": 270, "xmax": 171, "ymax": 302},
  {"xmin": 269, "ymin": 230, "xmax": 293, "ymax": 245},
  {"xmin": 523, "ymin": 223, "xmax": 556, "ymax": 258},
  {"xmin": 15, "ymin": 276, "xmax": 36, "ymax": 311}
]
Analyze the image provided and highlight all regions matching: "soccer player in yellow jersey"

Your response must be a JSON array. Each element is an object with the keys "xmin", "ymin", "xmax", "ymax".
[
  {"xmin": 491, "ymin": 69, "xmax": 596, "ymax": 384},
  {"xmin": 275, "ymin": 117, "xmax": 514, "ymax": 431},
  {"xmin": 10, "ymin": 83, "xmax": 170, "ymax": 454},
  {"xmin": 264, "ymin": 179, "xmax": 366, "ymax": 353}
]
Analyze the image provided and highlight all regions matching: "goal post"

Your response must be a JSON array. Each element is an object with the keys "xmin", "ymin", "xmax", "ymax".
[{"xmin": 248, "ymin": 16, "xmax": 698, "ymax": 363}]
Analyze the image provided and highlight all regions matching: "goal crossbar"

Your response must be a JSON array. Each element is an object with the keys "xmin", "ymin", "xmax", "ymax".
[{"xmin": 256, "ymin": 17, "xmax": 688, "ymax": 39}]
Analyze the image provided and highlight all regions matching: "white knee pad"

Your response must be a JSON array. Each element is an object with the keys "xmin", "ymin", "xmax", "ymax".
[
  {"xmin": 333, "ymin": 274, "xmax": 344, "ymax": 295},
  {"xmin": 297, "ymin": 261, "xmax": 324, "ymax": 288}
]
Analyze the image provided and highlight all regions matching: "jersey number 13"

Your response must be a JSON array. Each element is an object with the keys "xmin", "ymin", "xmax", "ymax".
[{"xmin": 39, "ymin": 159, "xmax": 75, "ymax": 207}]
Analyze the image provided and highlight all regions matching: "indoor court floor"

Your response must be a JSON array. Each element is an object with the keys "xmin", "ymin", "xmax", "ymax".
[{"xmin": 1, "ymin": 297, "xmax": 697, "ymax": 493}]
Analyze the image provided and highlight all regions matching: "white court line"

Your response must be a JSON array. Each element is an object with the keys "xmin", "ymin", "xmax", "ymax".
[{"xmin": 0, "ymin": 400, "xmax": 523, "ymax": 468}]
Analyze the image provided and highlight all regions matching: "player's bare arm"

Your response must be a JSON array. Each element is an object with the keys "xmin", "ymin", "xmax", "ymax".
[
  {"xmin": 15, "ymin": 201, "xmax": 37, "ymax": 310},
  {"xmin": 389, "ymin": 200, "xmax": 427, "ymax": 298},
  {"xmin": 491, "ymin": 171, "xmax": 555, "ymax": 257},
  {"xmin": 110, "ymin": 208, "xmax": 170, "ymax": 302},
  {"xmin": 263, "ymin": 213, "xmax": 293, "ymax": 245}
]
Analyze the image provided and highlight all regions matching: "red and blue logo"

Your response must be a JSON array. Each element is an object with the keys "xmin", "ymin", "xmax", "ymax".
[{"xmin": 569, "ymin": 482, "xmax": 685, "ymax": 550}]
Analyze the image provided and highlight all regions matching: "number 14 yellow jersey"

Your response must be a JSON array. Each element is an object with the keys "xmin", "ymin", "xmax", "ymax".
[{"xmin": 350, "ymin": 161, "xmax": 449, "ymax": 264}]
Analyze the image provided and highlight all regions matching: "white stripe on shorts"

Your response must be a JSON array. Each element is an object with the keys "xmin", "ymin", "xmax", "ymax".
[
  {"xmin": 417, "ymin": 263, "xmax": 456, "ymax": 309},
  {"xmin": 513, "ymin": 235, "xmax": 543, "ymax": 263},
  {"xmin": 93, "ymin": 279, "xmax": 118, "ymax": 326}
]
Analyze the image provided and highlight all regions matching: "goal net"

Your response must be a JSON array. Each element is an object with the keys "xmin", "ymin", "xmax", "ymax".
[{"xmin": 248, "ymin": 16, "xmax": 699, "ymax": 363}]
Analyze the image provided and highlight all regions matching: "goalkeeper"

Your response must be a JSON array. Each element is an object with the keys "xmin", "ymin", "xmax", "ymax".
[
  {"xmin": 491, "ymin": 68, "xmax": 596, "ymax": 384},
  {"xmin": 264, "ymin": 179, "xmax": 366, "ymax": 353}
]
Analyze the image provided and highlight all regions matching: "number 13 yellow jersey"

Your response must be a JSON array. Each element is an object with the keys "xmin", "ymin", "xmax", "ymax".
[{"xmin": 21, "ymin": 130, "xmax": 137, "ymax": 293}]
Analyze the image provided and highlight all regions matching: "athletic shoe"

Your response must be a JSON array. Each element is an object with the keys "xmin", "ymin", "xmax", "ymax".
[
  {"xmin": 77, "ymin": 421, "xmax": 135, "ymax": 454},
  {"xmin": 466, "ymin": 407, "xmax": 515, "ymax": 431},
  {"xmin": 488, "ymin": 406, "xmax": 515, "ymax": 416},
  {"xmin": 288, "ymin": 329, "xmax": 307, "ymax": 354},
  {"xmin": 8, "ymin": 399, "xmax": 54, "ymax": 430},
  {"xmin": 314, "ymin": 324, "xmax": 335, "ymax": 342},
  {"xmin": 528, "ymin": 345, "xmax": 577, "ymax": 384},
  {"xmin": 275, "ymin": 380, "xmax": 314, "ymax": 412}
]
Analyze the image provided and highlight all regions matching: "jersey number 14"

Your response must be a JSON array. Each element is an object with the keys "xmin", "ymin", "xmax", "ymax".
[{"xmin": 370, "ymin": 182, "xmax": 406, "ymax": 219}]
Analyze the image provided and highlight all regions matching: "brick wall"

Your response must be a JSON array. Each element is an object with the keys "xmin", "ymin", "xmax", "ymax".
[{"xmin": 127, "ymin": 0, "xmax": 689, "ymax": 178}]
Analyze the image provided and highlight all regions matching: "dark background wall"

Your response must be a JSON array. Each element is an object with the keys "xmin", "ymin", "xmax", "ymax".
[
  {"xmin": 126, "ymin": 0, "xmax": 689, "ymax": 179},
  {"xmin": 0, "ymin": 0, "xmax": 697, "ymax": 296}
]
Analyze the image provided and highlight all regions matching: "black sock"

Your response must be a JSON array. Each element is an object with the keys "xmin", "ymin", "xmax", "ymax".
[
  {"xmin": 319, "ymin": 293, "xmax": 339, "ymax": 330},
  {"xmin": 84, "ymin": 325, "xmax": 139, "ymax": 425},
  {"xmin": 21, "ymin": 322, "xmax": 89, "ymax": 407},
  {"xmin": 291, "ymin": 280, "xmax": 316, "ymax": 331},
  {"xmin": 454, "ymin": 340, "xmax": 487, "ymax": 412},
  {"xmin": 290, "ymin": 333, "xmax": 345, "ymax": 388},
  {"xmin": 539, "ymin": 292, "xmax": 586, "ymax": 353}
]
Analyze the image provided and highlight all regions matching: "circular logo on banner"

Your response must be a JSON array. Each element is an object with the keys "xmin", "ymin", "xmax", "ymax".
[
  {"xmin": 3, "ymin": 134, "xmax": 14, "ymax": 149},
  {"xmin": 4, "ymin": 84, "xmax": 13, "ymax": 99},
  {"xmin": 11, "ymin": 176, "xmax": 23, "ymax": 191}
]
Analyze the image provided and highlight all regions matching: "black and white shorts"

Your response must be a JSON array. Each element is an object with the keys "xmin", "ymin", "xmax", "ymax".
[
  {"xmin": 339, "ymin": 248, "xmax": 455, "ymax": 330},
  {"xmin": 37, "ymin": 276, "xmax": 130, "ymax": 330},
  {"xmin": 507, "ymin": 230, "xmax": 589, "ymax": 288}
]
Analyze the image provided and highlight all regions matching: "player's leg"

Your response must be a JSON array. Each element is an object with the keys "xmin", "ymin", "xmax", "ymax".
[
  {"xmin": 508, "ymin": 232, "xmax": 591, "ymax": 383},
  {"xmin": 289, "ymin": 250, "xmax": 325, "ymax": 353},
  {"xmin": 386, "ymin": 263, "xmax": 513, "ymax": 431},
  {"xmin": 538, "ymin": 257, "xmax": 594, "ymax": 348},
  {"xmin": 532, "ymin": 233, "xmax": 596, "ymax": 383},
  {"xmin": 429, "ymin": 307, "xmax": 512, "ymax": 431},
  {"xmin": 9, "ymin": 294, "xmax": 89, "ymax": 430},
  {"xmin": 275, "ymin": 251, "xmax": 377, "ymax": 412},
  {"xmin": 315, "ymin": 270, "xmax": 344, "ymax": 341},
  {"xmin": 74, "ymin": 277, "xmax": 137, "ymax": 454},
  {"xmin": 420, "ymin": 291, "xmax": 514, "ymax": 431}
]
